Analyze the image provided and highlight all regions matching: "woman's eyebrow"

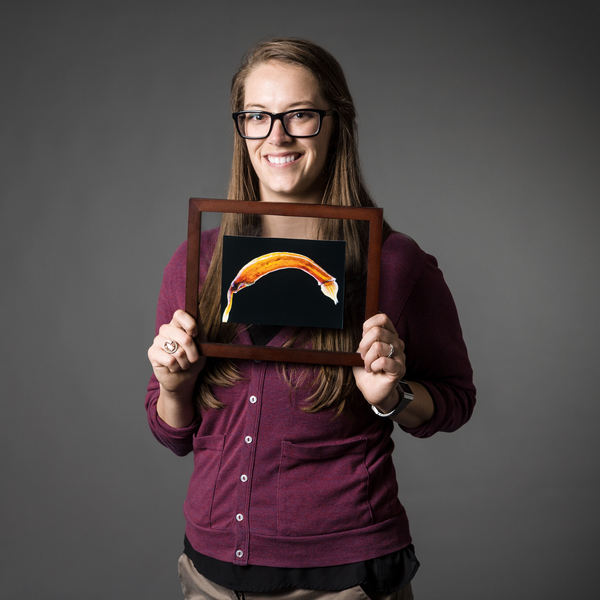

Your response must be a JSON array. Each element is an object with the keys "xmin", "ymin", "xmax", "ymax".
[{"xmin": 242, "ymin": 101, "xmax": 318, "ymax": 111}]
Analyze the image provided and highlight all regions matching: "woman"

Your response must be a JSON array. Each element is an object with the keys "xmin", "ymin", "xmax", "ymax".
[{"xmin": 146, "ymin": 38, "xmax": 475, "ymax": 600}]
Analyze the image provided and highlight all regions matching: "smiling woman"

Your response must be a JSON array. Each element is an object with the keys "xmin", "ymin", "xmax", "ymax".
[
  {"xmin": 242, "ymin": 61, "xmax": 335, "ymax": 204},
  {"xmin": 145, "ymin": 38, "xmax": 476, "ymax": 600}
]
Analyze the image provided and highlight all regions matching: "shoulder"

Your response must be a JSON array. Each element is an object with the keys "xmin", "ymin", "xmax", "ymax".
[
  {"xmin": 379, "ymin": 231, "xmax": 439, "ymax": 324},
  {"xmin": 163, "ymin": 227, "xmax": 220, "ymax": 277},
  {"xmin": 381, "ymin": 231, "xmax": 428, "ymax": 267},
  {"xmin": 380, "ymin": 231, "xmax": 430, "ymax": 290}
]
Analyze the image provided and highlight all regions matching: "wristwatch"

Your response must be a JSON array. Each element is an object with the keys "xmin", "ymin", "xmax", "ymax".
[{"xmin": 371, "ymin": 380, "xmax": 415, "ymax": 418}]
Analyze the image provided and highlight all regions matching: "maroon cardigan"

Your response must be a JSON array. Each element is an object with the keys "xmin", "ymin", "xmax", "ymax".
[{"xmin": 146, "ymin": 229, "xmax": 475, "ymax": 568}]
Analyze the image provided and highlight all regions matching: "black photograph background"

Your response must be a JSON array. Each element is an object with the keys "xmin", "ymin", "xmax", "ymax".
[{"xmin": 221, "ymin": 235, "xmax": 346, "ymax": 329}]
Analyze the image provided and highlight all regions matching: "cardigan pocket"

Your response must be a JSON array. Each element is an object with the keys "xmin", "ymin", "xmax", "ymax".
[
  {"xmin": 184, "ymin": 434, "xmax": 225, "ymax": 528},
  {"xmin": 277, "ymin": 437, "xmax": 373, "ymax": 536}
]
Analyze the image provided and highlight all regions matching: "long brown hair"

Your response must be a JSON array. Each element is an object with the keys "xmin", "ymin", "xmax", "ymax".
[{"xmin": 196, "ymin": 37, "xmax": 390, "ymax": 414}]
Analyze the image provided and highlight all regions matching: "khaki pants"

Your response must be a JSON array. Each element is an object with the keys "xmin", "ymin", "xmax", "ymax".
[{"xmin": 178, "ymin": 554, "xmax": 414, "ymax": 600}]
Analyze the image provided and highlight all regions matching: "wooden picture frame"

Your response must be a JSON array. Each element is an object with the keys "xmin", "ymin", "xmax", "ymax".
[{"xmin": 186, "ymin": 198, "xmax": 383, "ymax": 366}]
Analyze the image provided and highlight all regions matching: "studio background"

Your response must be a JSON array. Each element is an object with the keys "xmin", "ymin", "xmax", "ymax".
[{"xmin": 1, "ymin": 1, "xmax": 598, "ymax": 598}]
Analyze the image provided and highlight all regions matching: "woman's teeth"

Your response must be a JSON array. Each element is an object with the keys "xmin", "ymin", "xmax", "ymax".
[{"xmin": 267, "ymin": 155, "xmax": 298, "ymax": 164}]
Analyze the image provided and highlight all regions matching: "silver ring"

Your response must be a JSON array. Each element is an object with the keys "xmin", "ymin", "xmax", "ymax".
[
  {"xmin": 163, "ymin": 339, "xmax": 178, "ymax": 354},
  {"xmin": 387, "ymin": 343, "xmax": 394, "ymax": 358}
]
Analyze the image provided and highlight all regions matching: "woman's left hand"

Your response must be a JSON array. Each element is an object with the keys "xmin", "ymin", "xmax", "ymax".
[{"xmin": 353, "ymin": 313, "xmax": 406, "ymax": 410}]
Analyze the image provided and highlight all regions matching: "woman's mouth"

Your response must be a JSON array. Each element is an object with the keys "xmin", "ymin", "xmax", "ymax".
[{"xmin": 266, "ymin": 154, "xmax": 300, "ymax": 165}]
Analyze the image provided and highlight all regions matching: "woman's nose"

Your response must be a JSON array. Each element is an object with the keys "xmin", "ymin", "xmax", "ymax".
[{"xmin": 267, "ymin": 118, "xmax": 291, "ymax": 143}]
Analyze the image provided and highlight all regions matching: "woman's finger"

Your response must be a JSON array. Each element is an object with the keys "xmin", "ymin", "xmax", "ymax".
[
  {"xmin": 171, "ymin": 309, "xmax": 198, "ymax": 338},
  {"xmin": 362, "ymin": 313, "xmax": 396, "ymax": 337},
  {"xmin": 158, "ymin": 322, "xmax": 200, "ymax": 365},
  {"xmin": 358, "ymin": 325, "xmax": 404, "ymax": 359},
  {"xmin": 149, "ymin": 339, "xmax": 188, "ymax": 373},
  {"xmin": 363, "ymin": 342, "xmax": 405, "ymax": 375}
]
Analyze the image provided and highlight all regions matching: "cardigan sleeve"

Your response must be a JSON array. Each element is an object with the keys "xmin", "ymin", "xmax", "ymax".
[
  {"xmin": 145, "ymin": 240, "xmax": 200, "ymax": 456},
  {"xmin": 399, "ymin": 252, "xmax": 476, "ymax": 438},
  {"xmin": 382, "ymin": 238, "xmax": 476, "ymax": 439}
]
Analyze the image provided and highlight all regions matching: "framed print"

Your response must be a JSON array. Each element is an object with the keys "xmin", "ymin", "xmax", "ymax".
[
  {"xmin": 186, "ymin": 198, "xmax": 383, "ymax": 366},
  {"xmin": 221, "ymin": 235, "xmax": 346, "ymax": 329}
]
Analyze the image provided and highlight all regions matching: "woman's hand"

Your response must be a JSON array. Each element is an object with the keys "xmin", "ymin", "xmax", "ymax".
[
  {"xmin": 148, "ymin": 310, "xmax": 205, "ymax": 427},
  {"xmin": 353, "ymin": 313, "xmax": 406, "ymax": 413},
  {"xmin": 353, "ymin": 313, "xmax": 435, "ymax": 427}
]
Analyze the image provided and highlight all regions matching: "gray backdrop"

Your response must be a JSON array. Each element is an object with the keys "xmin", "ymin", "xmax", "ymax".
[{"xmin": 2, "ymin": 1, "xmax": 599, "ymax": 598}]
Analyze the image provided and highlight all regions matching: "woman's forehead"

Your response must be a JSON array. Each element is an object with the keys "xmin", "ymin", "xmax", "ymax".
[{"xmin": 243, "ymin": 61, "xmax": 325, "ymax": 110}]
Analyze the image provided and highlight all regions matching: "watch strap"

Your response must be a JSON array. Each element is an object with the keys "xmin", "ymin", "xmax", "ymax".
[{"xmin": 371, "ymin": 380, "xmax": 414, "ymax": 417}]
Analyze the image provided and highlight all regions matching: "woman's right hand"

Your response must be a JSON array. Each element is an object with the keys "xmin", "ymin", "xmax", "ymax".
[{"xmin": 148, "ymin": 309, "xmax": 205, "ymax": 404}]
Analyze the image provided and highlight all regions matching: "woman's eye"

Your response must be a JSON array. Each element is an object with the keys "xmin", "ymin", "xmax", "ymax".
[
  {"xmin": 291, "ymin": 112, "xmax": 308, "ymax": 120},
  {"xmin": 242, "ymin": 113, "xmax": 265, "ymax": 123}
]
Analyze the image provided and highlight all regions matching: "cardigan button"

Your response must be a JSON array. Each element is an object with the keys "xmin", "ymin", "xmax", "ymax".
[
  {"xmin": 249, "ymin": 395, "xmax": 257, "ymax": 404},
  {"xmin": 240, "ymin": 474, "xmax": 248, "ymax": 482},
  {"xmin": 236, "ymin": 550, "xmax": 244, "ymax": 558},
  {"xmin": 236, "ymin": 513, "xmax": 244, "ymax": 521},
  {"xmin": 245, "ymin": 436, "xmax": 253, "ymax": 444}
]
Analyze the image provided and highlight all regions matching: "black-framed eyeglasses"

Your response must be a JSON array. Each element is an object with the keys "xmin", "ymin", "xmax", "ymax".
[{"xmin": 232, "ymin": 109, "xmax": 336, "ymax": 139}]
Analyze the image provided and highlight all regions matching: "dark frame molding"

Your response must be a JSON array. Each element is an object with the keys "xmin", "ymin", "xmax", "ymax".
[{"xmin": 186, "ymin": 198, "xmax": 383, "ymax": 366}]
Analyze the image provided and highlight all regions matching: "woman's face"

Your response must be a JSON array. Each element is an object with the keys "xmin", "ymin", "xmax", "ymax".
[{"xmin": 242, "ymin": 61, "xmax": 334, "ymax": 204}]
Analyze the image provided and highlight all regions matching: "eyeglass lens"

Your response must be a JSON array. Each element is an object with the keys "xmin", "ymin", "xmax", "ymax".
[{"xmin": 238, "ymin": 111, "xmax": 321, "ymax": 138}]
